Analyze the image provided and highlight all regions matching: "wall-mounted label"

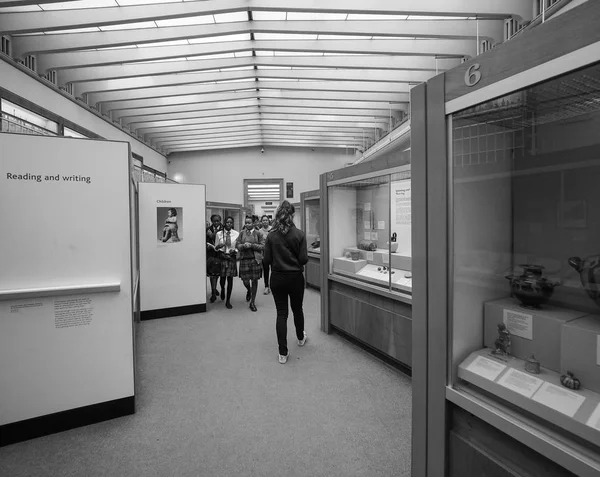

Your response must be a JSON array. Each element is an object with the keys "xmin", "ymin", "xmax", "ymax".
[
  {"xmin": 377, "ymin": 221, "xmax": 385, "ymax": 230},
  {"xmin": 464, "ymin": 63, "xmax": 482, "ymax": 87},
  {"xmin": 503, "ymin": 309, "xmax": 533, "ymax": 341},
  {"xmin": 370, "ymin": 232, "xmax": 378, "ymax": 241},
  {"xmin": 364, "ymin": 203, "xmax": 371, "ymax": 211}
]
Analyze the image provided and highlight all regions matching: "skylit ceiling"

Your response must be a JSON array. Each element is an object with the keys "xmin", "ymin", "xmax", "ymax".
[{"xmin": 0, "ymin": 0, "xmax": 533, "ymax": 155}]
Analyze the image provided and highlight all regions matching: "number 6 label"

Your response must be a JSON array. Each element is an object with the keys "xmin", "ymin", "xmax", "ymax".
[{"xmin": 464, "ymin": 63, "xmax": 482, "ymax": 87}]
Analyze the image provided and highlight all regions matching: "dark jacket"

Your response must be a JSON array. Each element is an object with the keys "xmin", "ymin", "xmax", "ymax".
[{"xmin": 263, "ymin": 225, "xmax": 308, "ymax": 272}]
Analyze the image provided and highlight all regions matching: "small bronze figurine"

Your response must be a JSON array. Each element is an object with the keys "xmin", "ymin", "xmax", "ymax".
[
  {"xmin": 492, "ymin": 323, "xmax": 511, "ymax": 357},
  {"xmin": 560, "ymin": 371, "xmax": 581, "ymax": 390},
  {"xmin": 525, "ymin": 355, "xmax": 541, "ymax": 374}
]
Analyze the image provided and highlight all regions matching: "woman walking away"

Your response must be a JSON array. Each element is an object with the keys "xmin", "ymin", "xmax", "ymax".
[
  {"xmin": 237, "ymin": 216, "xmax": 265, "ymax": 312},
  {"xmin": 257, "ymin": 215, "xmax": 272, "ymax": 295},
  {"xmin": 263, "ymin": 201, "xmax": 308, "ymax": 363},
  {"xmin": 215, "ymin": 216, "xmax": 239, "ymax": 309}
]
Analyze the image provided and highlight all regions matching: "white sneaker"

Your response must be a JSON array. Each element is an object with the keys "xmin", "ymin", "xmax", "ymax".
[
  {"xmin": 298, "ymin": 331, "xmax": 307, "ymax": 347},
  {"xmin": 278, "ymin": 352, "xmax": 289, "ymax": 364},
  {"xmin": 263, "ymin": 287, "xmax": 270, "ymax": 295}
]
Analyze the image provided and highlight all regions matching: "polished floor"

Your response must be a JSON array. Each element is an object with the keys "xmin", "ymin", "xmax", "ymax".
[{"xmin": 0, "ymin": 283, "xmax": 412, "ymax": 477}]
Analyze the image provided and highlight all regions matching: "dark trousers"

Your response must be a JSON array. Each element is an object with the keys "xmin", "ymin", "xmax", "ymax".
[
  {"xmin": 270, "ymin": 271, "xmax": 305, "ymax": 356},
  {"xmin": 263, "ymin": 262, "xmax": 270, "ymax": 288}
]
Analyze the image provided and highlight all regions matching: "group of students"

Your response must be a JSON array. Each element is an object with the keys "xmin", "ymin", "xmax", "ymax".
[{"xmin": 205, "ymin": 201, "xmax": 309, "ymax": 363}]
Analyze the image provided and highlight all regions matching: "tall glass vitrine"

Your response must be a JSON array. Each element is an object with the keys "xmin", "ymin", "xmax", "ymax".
[
  {"xmin": 413, "ymin": 3, "xmax": 600, "ymax": 476},
  {"xmin": 300, "ymin": 190, "xmax": 321, "ymax": 289}
]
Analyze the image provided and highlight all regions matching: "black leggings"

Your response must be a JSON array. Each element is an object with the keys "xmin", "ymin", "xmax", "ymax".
[
  {"xmin": 263, "ymin": 262, "xmax": 270, "ymax": 287},
  {"xmin": 270, "ymin": 271, "xmax": 305, "ymax": 356}
]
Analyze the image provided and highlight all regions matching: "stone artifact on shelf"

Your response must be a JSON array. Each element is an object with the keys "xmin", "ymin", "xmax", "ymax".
[
  {"xmin": 358, "ymin": 240, "xmax": 377, "ymax": 251},
  {"xmin": 524, "ymin": 355, "xmax": 541, "ymax": 374},
  {"xmin": 568, "ymin": 254, "xmax": 600, "ymax": 308},
  {"xmin": 560, "ymin": 371, "xmax": 581, "ymax": 390},
  {"xmin": 491, "ymin": 323, "xmax": 511, "ymax": 357},
  {"xmin": 505, "ymin": 264, "xmax": 559, "ymax": 308}
]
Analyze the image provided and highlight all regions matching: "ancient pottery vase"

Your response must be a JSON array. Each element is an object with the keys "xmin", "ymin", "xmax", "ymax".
[
  {"xmin": 505, "ymin": 264, "xmax": 558, "ymax": 308},
  {"xmin": 568, "ymin": 255, "xmax": 600, "ymax": 308}
]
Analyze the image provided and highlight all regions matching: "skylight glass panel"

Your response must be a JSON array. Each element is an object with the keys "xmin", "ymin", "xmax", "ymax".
[
  {"xmin": 317, "ymin": 34, "xmax": 369, "ymax": 40},
  {"xmin": 96, "ymin": 45, "xmax": 138, "ymax": 50},
  {"xmin": 254, "ymin": 33, "xmax": 318, "ymax": 41},
  {"xmin": 255, "ymin": 50, "xmax": 275, "ymax": 57},
  {"xmin": 213, "ymin": 12, "xmax": 248, "ymax": 23},
  {"xmin": 118, "ymin": 0, "xmax": 181, "ymax": 5},
  {"xmin": 0, "ymin": 5, "xmax": 43, "ymax": 12},
  {"xmin": 346, "ymin": 14, "xmax": 409, "ymax": 20},
  {"xmin": 234, "ymin": 51, "xmax": 253, "ymax": 57},
  {"xmin": 256, "ymin": 66, "xmax": 292, "ymax": 70},
  {"xmin": 186, "ymin": 52, "xmax": 236, "ymax": 60},
  {"xmin": 223, "ymin": 66, "xmax": 255, "ymax": 71},
  {"xmin": 156, "ymin": 15, "xmax": 213, "ymax": 27},
  {"xmin": 46, "ymin": 27, "xmax": 101, "ymax": 34},
  {"xmin": 215, "ymin": 78, "xmax": 253, "ymax": 84},
  {"xmin": 139, "ymin": 39, "xmax": 190, "ymax": 47},
  {"xmin": 286, "ymin": 12, "xmax": 347, "ymax": 21},
  {"xmin": 99, "ymin": 21, "xmax": 157, "ymax": 31},
  {"xmin": 406, "ymin": 15, "xmax": 469, "ymax": 20},
  {"xmin": 136, "ymin": 57, "xmax": 184, "ymax": 64},
  {"xmin": 41, "ymin": 0, "xmax": 118, "ymax": 11},
  {"xmin": 252, "ymin": 11, "xmax": 286, "ymax": 21},
  {"xmin": 259, "ymin": 77, "xmax": 297, "ymax": 82},
  {"xmin": 188, "ymin": 34, "xmax": 250, "ymax": 44},
  {"xmin": 273, "ymin": 51, "xmax": 323, "ymax": 56}
]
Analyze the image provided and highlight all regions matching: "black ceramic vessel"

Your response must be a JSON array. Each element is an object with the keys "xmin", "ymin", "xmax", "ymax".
[
  {"xmin": 568, "ymin": 255, "xmax": 600, "ymax": 308},
  {"xmin": 505, "ymin": 264, "xmax": 558, "ymax": 308}
]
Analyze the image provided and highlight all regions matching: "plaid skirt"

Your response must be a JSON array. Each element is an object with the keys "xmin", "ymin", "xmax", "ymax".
[
  {"xmin": 238, "ymin": 258, "xmax": 263, "ymax": 281},
  {"xmin": 220, "ymin": 256, "xmax": 238, "ymax": 277}
]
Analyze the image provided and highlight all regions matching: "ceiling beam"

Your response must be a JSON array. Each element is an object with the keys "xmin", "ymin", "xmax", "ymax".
[
  {"xmin": 74, "ymin": 68, "xmax": 433, "ymax": 97},
  {"xmin": 12, "ymin": 19, "xmax": 504, "ymax": 57},
  {"xmin": 0, "ymin": 0, "xmax": 531, "ymax": 35},
  {"xmin": 58, "ymin": 56, "xmax": 459, "ymax": 85},
  {"xmin": 37, "ymin": 39, "xmax": 474, "ymax": 73}
]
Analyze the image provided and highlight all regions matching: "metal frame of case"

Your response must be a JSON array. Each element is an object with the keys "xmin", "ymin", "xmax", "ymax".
[
  {"xmin": 205, "ymin": 201, "xmax": 243, "ymax": 230},
  {"xmin": 413, "ymin": 3, "xmax": 600, "ymax": 476}
]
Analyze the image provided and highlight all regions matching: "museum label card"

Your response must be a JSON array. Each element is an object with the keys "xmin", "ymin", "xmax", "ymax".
[
  {"xmin": 465, "ymin": 355, "xmax": 507, "ymax": 381},
  {"xmin": 377, "ymin": 221, "xmax": 385, "ymax": 230},
  {"xmin": 586, "ymin": 403, "xmax": 600, "ymax": 430},
  {"xmin": 497, "ymin": 368, "xmax": 543, "ymax": 398},
  {"xmin": 371, "ymin": 232, "xmax": 378, "ymax": 240},
  {"xmin": 366, "ymin": 252, "xmax": 374, "ymax": 261},
  {"xmin": 532, "ymin": 382, "xmax": 585, "ymax": 418},
  {"xmin": 503, "ymin": 309, "xmax": 533, "ymax": 340},
  {"xmin": 364, "ymin": 221, "xmax": 370, "ymax": 230},
  {"xmin": 364, "ymin": 232, "xmax": 371, "ymax": 240},
  {"xmin": 364, "ymin": 203, "xmax": 371, "ymax": 211}
]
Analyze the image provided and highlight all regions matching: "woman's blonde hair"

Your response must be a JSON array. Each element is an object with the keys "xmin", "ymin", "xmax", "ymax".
[{"xmin": 271, "ymin": 200, "xmax": 295, "ymax": 235}]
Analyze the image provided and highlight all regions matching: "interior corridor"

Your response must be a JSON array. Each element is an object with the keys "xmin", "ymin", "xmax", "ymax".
[{"xmin": 0, "ymin": 285, "xmax": 412, "ymax": 477}]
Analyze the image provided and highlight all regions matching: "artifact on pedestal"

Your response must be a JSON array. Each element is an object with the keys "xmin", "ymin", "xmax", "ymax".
[
  {"xmin": 358, "ymin": 240, "xmax": 377, "ymax": 251},
  {"xmin": 491, "ymin": 323, "xmax": 511, "ymax": 357},
  {"xmin": 560, "ymin": 371, "xmax": 581, "ymax": 390},
  {"xmin": 505, "ymin": 264, "xmax": 558, "ymax": 308},
  {"xmin": 525, "ymin": 355, "xmax": 541, "ymax": 374},
  {"xmin": 568, "ymin": 254, "xmax": 600, "ymax": 308}
]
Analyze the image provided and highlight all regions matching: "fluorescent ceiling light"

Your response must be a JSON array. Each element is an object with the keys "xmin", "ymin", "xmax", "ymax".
[
  {"xmin": 99, "ymin": 21, "xmax": 157, "ymax": 31},
  {"xmin": 214, "ymin": 12, "xmax": 248, "ymax": 23},
  {"xmin": 286, "ymin": 12, "xmax": 348, "ymax": 21},
  {"xmin": 252, "ymin": 11, "xmax": 286, "ymax": 21},
  {"xmin": 41, "ymin": 0, "xmax": 117, "ymax": 11},
  {"xmin": 155, "ymin": 15, "xmax": 213, "ymax": 28}
]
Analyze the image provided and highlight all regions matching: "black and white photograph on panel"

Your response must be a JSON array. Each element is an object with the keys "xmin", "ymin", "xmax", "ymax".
[{"xmin": 157, "ymin": 207, "xmax": 183, "ymax": 244}]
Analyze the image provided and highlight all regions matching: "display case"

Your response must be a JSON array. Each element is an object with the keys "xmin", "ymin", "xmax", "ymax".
[
  {"xmin": 291, "ymin": 201, "xmax": 301, "ymax": 230},
  {"xmin": 206, "ymin": 201, "xmax": 242, "ymax": 229},
  {"xmin": 414, "ymin": 3, "xmax": 600, "ymax": 476},
  {"xmin": 321, "ymin": 138, "xmax": 412, "ymax": 368},
  {"xmin": 300, "ymin": 190, "xmax": 321, "ymax": 289}
]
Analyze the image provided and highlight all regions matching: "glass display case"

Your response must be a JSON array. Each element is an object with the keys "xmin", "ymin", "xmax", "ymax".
[
  {"xmin": 321, "ymin": 141, "xmax": 412, "ymax": 368},
  {"xmin": 291, "ymin": 202, "xmax": 301, "ymax": 230},
  {"xmin": 450, "ymin": 61, "xmax": 600, "ymax": 452},
  {"xmin": 304, "ymin": 193, "xmax": 321, "ymax": 256},
  {"xmin": 328, "ymin": 169, "xmax": 411, "ymax": 296}
]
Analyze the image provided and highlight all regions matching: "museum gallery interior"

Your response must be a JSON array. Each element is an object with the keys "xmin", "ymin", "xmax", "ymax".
[{"xmin": 1, "ymin": 1, "xmax": 600, "ymax": 476}]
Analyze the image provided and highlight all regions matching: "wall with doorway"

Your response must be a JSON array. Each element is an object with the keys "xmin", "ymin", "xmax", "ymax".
[{"xmin": 167, "ymin": 146, "xmax": 354, "ymax": 203}]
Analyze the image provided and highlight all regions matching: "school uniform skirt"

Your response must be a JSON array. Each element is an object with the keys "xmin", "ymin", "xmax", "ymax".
[
  {"xmin": 239, "ymin": 258, "xmax": 262, "ymax": 281},
  {"xmin": 220, "ymin": 256, "xmax": 238, "ymax": 277}
]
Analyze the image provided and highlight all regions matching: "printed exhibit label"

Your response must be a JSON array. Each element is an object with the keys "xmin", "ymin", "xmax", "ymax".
[
  {"xmin": 586, "ymin": 403, "xmax": 600, "ymax": 430},
  {"xmin": 364, "ymin": 202, "xmax": 371, "ymax": 211},
  {"xmin": 532, "ymin": 382, "xmax": 585, "ymax": 418},
  {"xmin": 54, "ymin": 297, "xmax": 94, "ymax": 329},
  {"xmin": 364, "ymin": 232, "xmax": 371, "ymax": 240},
  {"xmin": 466, "ymin": 355, "xmax": 507, "ymax": 381},
  {"xmin": 503, "ymin": 308, "xmax": 533, "ymax": 340},
  {"xmin": 364, "ymin": 221, "xmax": 370, "ymax": 230},
  {"xmin": 497, "ymin": 368, "xmax": 543, "ymax": 398},
  {"xmin": 377, "ymin": 221, "xmax": 385, "ymax": 230}
]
